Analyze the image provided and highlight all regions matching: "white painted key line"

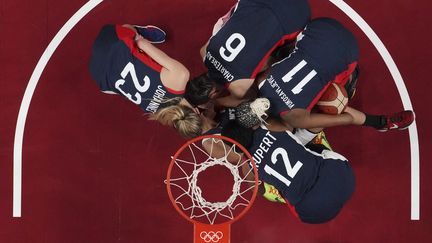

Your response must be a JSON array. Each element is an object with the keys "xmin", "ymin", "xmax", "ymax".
[
  {"xmin": 12, "ymin": 0, "xmax": 104, "ymax": 217},
  {"xmin": 13, "ymin": 0, "xmax": 420, "ymax": 220},
  {"xmin": 330, "ymin": 0, "xmax": 420, "ymax": 221}
]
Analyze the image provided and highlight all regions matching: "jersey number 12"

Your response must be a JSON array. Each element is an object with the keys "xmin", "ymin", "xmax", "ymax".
[{"xmin": 264, "ymin": 147, "xmax": 303, "ymax": 187}]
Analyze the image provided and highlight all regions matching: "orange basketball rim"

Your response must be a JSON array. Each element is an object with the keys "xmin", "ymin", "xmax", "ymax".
[{"xmin": 166, "ymin": 135, "xmax": 259, "ymax": 243}]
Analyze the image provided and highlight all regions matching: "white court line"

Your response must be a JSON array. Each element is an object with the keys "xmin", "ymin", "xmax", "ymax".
[
  {"xmin": 12, "ymin": 0, "xmax": 103, "ymax": 217},
  {"xmin": 329, "ymin": 0, "xmax": 420, "ymax": 220},
  {"xmin": 13, "ymin": 0, "xmax": 420, "ymax": 220}
]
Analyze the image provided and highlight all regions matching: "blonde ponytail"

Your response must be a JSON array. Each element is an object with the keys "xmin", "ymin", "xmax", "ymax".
[{"xmin": 149, "ymin": 105, "xmax": 202, "ymax": 138}]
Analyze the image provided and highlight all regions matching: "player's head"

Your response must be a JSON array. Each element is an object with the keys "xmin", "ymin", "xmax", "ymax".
[
  {"xmin": 184, "ymin": 73, "xmax": 218, "ymax": 107},
  {"xmin": 149, "ymin": 104, "xmax": 202, "ymax": 139},
  {"xmin": 235, "ymin": 98, "xmax": 270, "ymax": 128}
]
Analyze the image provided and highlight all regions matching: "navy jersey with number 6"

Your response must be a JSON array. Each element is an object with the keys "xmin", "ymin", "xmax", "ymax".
[
  {"xmin": 259, "ymin": 18, "xmax": 359, "ymax": 116},
  {"xmin": 204, "ymin": 0, "xmax": 310, "ymax": 84},
  {"xmin": 89, "ymin": 25, "xmax": 182, "ymax": 113},
  {"xmin": 249, "ymin": 126, "xmax": 355, "ymax": 223}
]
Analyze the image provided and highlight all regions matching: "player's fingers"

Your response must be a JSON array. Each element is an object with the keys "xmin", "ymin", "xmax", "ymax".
[
  {"xmin": 134, "ymin": 34, "xmax": 144, "ymax": 41},
  {"xmin": 192, "ymin": 107, "xmax": 201, "ymax": 114}
]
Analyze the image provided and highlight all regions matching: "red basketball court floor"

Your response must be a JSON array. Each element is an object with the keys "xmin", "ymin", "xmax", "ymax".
[{"xmin": 1, "ymin": 0, "xmax": 431, "ymax": 242}]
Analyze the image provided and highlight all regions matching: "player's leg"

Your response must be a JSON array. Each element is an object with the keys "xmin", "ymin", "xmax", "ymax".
[
  {"xmin": 344, "ymin": 106, "xmax": 415, "ymax": 131},
  {"xmin": 377, "ymin": 110, "xmax": 415, "ymax": 131}
]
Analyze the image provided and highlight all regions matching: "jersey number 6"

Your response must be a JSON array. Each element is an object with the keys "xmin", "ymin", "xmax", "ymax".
[
  {"xmin": 264, "ymin": 147, "xmax": 303, "ymax": 187},
  {"xmin": 219, "ymin": 33, "xmax": 246, "ymax": 62}
]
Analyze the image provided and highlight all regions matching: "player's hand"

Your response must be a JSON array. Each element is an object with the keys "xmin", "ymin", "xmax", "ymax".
[
  {"xmin": 190, "ymin": 107, "xmax": 201, "ymax": 114},
  {"xmin": 134, "ymin": 34, "xmax": 144, "ymax": 41}
]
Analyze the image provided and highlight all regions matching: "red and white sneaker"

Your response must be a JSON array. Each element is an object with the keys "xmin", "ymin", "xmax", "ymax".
[
  {"xmin": 134, "ymin": 25, "xmax": 166, "ymax": 44},
  {"xmin": 378, "ymin": 110, "xmax": 415, "ymax": 132}
]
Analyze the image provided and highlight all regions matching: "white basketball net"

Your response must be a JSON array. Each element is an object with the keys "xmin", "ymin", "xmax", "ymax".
[{"xmin": 167, "ymin": 137, "xmax": 257, "ymax": 225}]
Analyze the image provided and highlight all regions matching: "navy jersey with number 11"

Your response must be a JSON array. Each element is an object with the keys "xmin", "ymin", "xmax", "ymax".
[{"xmin": 259, "ymin": 18, "xmax": 359, "ymax": 116}]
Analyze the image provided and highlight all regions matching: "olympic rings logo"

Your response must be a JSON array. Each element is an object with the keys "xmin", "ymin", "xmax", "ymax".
[{"xmin": 200, "ymin": 231, "xmax": 224, "ymax": 242}]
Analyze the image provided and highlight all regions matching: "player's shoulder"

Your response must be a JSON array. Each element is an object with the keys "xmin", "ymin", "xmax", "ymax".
[{"xmin": 305, "ymin": 18, "xmax": 352, "ymax": 39}]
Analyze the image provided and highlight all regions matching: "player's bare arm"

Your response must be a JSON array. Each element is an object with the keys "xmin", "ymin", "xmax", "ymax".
[
  {"xmin": 215, "ymin": 78, "xmax": 255, "ymax": 107},
  {"xmin": 344, "ymin": 106, "xmax": 367, "ymax": 125},
  {"xmin": 135, "ymin": 38, "xmax": 190, "ymax": 91},
  {"xmin": 281, "ymin": 108, "xmax": 354, "ymax": 129}
]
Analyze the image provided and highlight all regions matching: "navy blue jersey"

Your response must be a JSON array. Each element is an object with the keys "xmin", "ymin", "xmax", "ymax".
[
  {"xmin": 250, "ymin": 127, "xmax": 321, "ymax": 205},
  {"xmin": 204, "ymin": 0, "xmax": 310, "ymax": 84},
  {"xmin": 258, "ymin": 18, "xmax": 359, "ymax": 116},
  {"xmin": 203, "ymin": 108, "xmax": 236, "ymax": 135},
  {"xmin": 249, "ymin": 126, "xmax": 355, "ymax": 223},
  {"xmin": 89, "ymin": 25, "xmax": 181, "ymax": 113}
]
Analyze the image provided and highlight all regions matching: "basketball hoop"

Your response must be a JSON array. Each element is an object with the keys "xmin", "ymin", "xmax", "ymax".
[{"xmin": 166, "ymin": 135, "xmax": 259, "ymax": 243}]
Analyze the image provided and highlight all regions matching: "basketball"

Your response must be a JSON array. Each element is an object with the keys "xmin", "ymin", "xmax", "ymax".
[{"xmin": 316, "ymin": 83, "xmax": 348, "ymax": 115}]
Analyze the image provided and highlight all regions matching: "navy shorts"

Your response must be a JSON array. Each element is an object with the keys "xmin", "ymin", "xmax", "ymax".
[
  {"xmin": 295, "ymin": 158, "xmax": 355, "ymax": 224},
  {"xmin": 89, "ymin": 25, "xmax": 119, "ymax": 91}
]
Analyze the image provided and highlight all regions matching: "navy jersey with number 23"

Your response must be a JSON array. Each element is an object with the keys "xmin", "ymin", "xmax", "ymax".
[{"xmin": 89, "ymin": 25, "xmax": 182, "ymax": 113}]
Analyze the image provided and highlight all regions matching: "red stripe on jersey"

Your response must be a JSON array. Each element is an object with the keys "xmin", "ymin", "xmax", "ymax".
[
  {"xmin": 251, "ymin": 31, "xmax": 301, "ymax": 79},
  {"xmin": 115, "ymin": 25, "xmax": 163, "ymax": 73},
  {"xmin": 306, "ymin": 61, "xmax": 358, "ymax": 110},
  {"xmin": 284, "ymin": 198, "xmax": 301, "ymax": 221},
  {"xmin": 165, "ymin": 87, "xmax": 185, "ymax": 95},
  {"xmin": 333, "ymin": 62, "xmax": 358, "ymax": 86},
  {"xmin": 279, "ymin": 109, "xmax": 290, "ymax": 117}
]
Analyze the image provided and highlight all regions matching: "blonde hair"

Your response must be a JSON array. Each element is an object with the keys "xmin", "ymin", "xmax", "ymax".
[{"xmin": 149, "ymin": 104, "xmax": 202, "ymax": 139}]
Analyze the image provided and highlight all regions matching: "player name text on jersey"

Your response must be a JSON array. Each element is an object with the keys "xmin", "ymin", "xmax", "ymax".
[
  {"xmin": 206, "ymin": 51, "xmax": 234, "ymax": 82},
  {"xmin": 145, "ymin": 85, "xmax": 167, "ymax": 113},
  {"xmin": 266, "ymin": 75, "xmax": 295, "ymax": 109},
  {"xmin": 252, "ymin": 131, "xmax": 277, "ymax": 167}
]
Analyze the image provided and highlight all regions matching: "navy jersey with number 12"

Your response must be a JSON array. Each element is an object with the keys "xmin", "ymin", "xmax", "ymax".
[{"xmin": 249, "ymin": 126, "xmax": 355, "ymax": 223}]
